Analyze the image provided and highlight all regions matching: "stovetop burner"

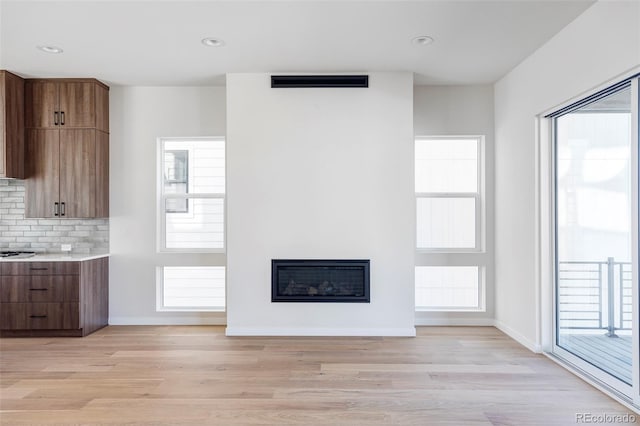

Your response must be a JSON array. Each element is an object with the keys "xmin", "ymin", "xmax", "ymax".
[{"xmin": 0, "ymin": 251, "xmax": 36, "ymax": 258}]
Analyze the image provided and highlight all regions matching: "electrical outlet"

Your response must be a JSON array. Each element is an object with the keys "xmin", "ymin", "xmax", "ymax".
[{"xmin": 61, "ymin": 244, "xmax": 72, "ymax": 252}]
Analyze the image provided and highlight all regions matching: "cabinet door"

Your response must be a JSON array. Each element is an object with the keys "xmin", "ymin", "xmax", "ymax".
[
  {"xmin": 0, "ymin": 72, "xmax": 4, "ymax": 176},
  {"xmin": 0, "ymin": 261, "xmax": 80, "ymax": 276},
  {"xmin": 0, "ymin": 276, "xmax": 79, "ymax": 303},
  {"xmin": 0, "ymin": 303, "xmax": 29, "ymax": 329},
  {"xmin": 0, "ymin": 71, "xmax": 25, "ymax": 178},
  {"xmin": 1, "ymin": 303, "xmax": 79, "ymax": 330},
  {"xmin": 25, "ymin": 81, "xmax": 58, "ymax": 128},
  {"xmin": 30, "ymin": 276, "xmax": 80, "ymax": 302},
  {"xmin": 96, "ymin": 131, "xmax": 109, "ymax": 217},
  {"xmin": 28, "ymin": 303, "xmax": 80, "ymax": 329},
  {"xmin": 0, "ymin": 276, "xmax": 27, "ymax": 302},
  {"xmin": 95, "ymin": 84, "xmax": 109, "ymax": 133},
  {"xmin": 25, "ymin": 129, "xmax": 60, "ymax": 218},
  {"xmin": 60, "ymin": 129, "xmax": 96, "ymax": 218},
  {"xmin": 59, "ymin": 82, "xmax": 96, "ymax": 128}
]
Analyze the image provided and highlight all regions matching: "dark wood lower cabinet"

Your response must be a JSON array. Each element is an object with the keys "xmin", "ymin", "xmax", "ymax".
[
  {"xmin": 0, "ymin": 257, "xmax": 108, "ymax": 337},
  {"xmin": 1, "ymin": 302, "xmax": 79, "ymax": 330}
]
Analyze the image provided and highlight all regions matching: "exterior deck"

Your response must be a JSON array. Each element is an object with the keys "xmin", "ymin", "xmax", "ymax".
[{"xmin": 558, "ymin": 333, "xmax": 632, "ymax": 384}]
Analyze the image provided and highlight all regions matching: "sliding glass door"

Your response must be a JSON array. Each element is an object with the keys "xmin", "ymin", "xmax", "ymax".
[{"xmin": 553, "ymin": 78, "xmax": 638, "ymax": 396}]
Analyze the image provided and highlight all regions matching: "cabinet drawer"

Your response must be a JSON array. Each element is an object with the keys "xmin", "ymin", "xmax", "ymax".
[
  {"xmin": 0, "ymin": 303, "xmax": 79, "ymax": 330},
  {"xmin": 0, "ymin": 262, "xmax": 80, "ymax": 276},
  {"xmin": 0, "ymin": 276, "xmax": 79, "ymax": 302}
]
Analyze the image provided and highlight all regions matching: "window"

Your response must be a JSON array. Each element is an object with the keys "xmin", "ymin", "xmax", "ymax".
[
  {"xmin": 158, "ymin": 138, "xmax": 225, "ymax": 251},
  {"xmin": 415, "ymin": 136, "xmax": 485, "ymax": 312},
  {"xmin": 415, "ymin": 266, "xmax": 482, "ymax": 310},
  {"xmin": 415, "ymin": 137, "xmax": 482, "ymax": 250},
  {"xmin": 157, "ymin": 137, "xmax": 226, "ymax": 313},
  {"xmin": 157, "ymin": 266, "xmax": 225, "ymax": 311}
]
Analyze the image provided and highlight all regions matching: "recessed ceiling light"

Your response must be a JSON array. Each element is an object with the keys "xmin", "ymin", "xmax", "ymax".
[
  {"xmin": 36, "ymin": 45, "xmax": 63, "ymax": 54},
  {"xmin": 411, "ymin": 36, "xmax": 434, "ymax": 46},
  {"xmin": 201, "ymin": 37, "xmax": 225, "ymax": 47}
]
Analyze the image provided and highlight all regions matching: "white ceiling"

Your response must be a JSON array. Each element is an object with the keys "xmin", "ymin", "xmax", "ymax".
[{"xmin": 0, "ymin": 0, "xmax": 594, "ymax": 87}]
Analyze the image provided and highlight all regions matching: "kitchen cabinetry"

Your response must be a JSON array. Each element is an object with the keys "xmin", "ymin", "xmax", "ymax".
[
  {"xmin": 0, "ymin": 257, "xmax": 109, "ymax": 337},
  {"xmin": 0, "ymin": 70, "xmax": 25, "ymax": 179},
  {"xmin": 24, "ymin": 79, "xmax": 109, "ymax": 218},
  {"xmin": 25, "ymin": 80, "xmax": 108, "ymax": 131},
  {"xmin": 26, "ymin": 129, "xmax": 108, "ymax": 218}
]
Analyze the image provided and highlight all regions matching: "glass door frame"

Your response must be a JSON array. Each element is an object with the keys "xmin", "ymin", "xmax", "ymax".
[
  {"xmin": 546, "ymin": 74, "xmax": 640, "ymax": 406},
  {"xmin": 632, "ymin": 76, "xmax": 640, "ymax": 407}
]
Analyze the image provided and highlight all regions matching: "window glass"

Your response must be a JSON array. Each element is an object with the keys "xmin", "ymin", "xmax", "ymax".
[
  {"xmin": 415, "ymin": 266, "xmax": 480, "ymax": 310},
  {"xmin": 415, "ymin": 138, "xmax": 478, "ymax": 193},
  {"xmin": 159, "ymin": 138, "xmax": 225, "ymax": 251},
  {"xmin": 161, "ymin": 266, "xmax": 225, "ymax": 310},
  {"xmin": 416, "ymin": 197, "xmax": 476, "ymax": 249},
  {"xmin": 165, "ymin": 198, "xmax": 224, "ymax": 249},
  {"xmin": 415, "ymin": 137, "xmax": 481, "ymax": 251}
]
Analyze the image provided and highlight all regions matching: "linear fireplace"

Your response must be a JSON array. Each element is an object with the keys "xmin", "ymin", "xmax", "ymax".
[{"xmin": 271, "ymin": 259, "xmax": 370, "ymax": 303}]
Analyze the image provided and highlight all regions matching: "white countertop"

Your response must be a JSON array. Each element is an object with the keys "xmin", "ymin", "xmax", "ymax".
[{"xmin": 0, "ymin": 253, "xmax": 109, "ymax": 262}]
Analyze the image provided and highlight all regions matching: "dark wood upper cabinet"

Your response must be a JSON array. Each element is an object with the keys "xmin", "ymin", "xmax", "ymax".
[
  {"xmin": 0, "ymin": 70, "xmax": 25, "ymax": 179},
  {"xmin": 25, "ymin": 78, "xmax": 109, "ymax": 218},
  {"xmin": 59, "ymin": 129, "xmax": 97, "ymax": 218},
  {"xmin": 95, "ymin": 130, "xmax": 109, "ymax": 216},
  {"xmin": 25, "ymin": 79, "xmax": 108, "ymax": 131},
  {"xmin": 24, "ymin": 81, "xmax": 57, "ymax": 128},
  {"xmin": 59, "ymin": 82, "xmax": 96, "ymax": 128},
  {"xmin": 26, "ymin": 128, "xmax": 108, "ymax": 219},
  {"xmin": 25, "ymin": 129, "xmax": 60, "ymax": 218}
]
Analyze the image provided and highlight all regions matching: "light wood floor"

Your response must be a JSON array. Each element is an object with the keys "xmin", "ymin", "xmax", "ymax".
[{"xmin": 0, "ymin": 326, "xmax": 634, "ymax": 425}]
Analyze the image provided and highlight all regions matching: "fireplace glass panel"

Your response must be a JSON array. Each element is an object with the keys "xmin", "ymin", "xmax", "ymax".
[{"xmin": 272, "ymin": 260, "xmax": 370, "ymax": 303}]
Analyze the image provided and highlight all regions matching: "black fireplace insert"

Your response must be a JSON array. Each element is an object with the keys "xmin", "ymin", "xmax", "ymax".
[{"xmin": 271, "ymin": 259, "xmax": 370, "ymax": 303}]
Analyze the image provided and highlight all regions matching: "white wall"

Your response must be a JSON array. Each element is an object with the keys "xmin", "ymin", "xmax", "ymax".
[
  {"xmin": 226, "ymin": 73, "xmax": 415, "ymax": 336},
  {"xmin": 108, "ymin": 82, "xmax": 493, "ymax": 329},
  {"xmin": 494, "ymin": 1, "xmax": 640, "ymax": 350},
  {"xmin": 413, "ymin": 85, "xmax": 495, "ymax": 325},
  {"xmin": 109, "ymin": 86, "xmax": 226, "ymax": 324}
]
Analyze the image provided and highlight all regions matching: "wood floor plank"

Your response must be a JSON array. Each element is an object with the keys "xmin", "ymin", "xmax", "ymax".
[
  {"xmin": 320, "ymin": 363, "xmax": 535, "ymax": 374},
  {"xmin": 0, "ymin": 326, "xmax": 635, "ymax": 425}
]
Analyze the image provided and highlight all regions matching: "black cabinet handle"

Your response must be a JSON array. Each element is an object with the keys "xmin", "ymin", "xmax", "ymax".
[
  {"xmin": 61, "ymin": 111, "xmax": 65, "ymax": 125},
  {"xmin": 54, "ymin": 202, "xmax": 59, "ymax": 216},
  {"xmin": 29, "ymin": 315, "xmax": 47, "ymax": 319},
  {"xmin": 54, "ymin": 111, "xmax": 59, "ymax": 126},
  {"xmin": 61, "ymin": 202, "xmax": 66, "ymax": 217},
  {"xmin": 29, "ymin": 288, "xmax": 48, "ymax": 291},
  {"xmin": 29, "ymin": 267, "xmax": 48, "ymax": 271}
]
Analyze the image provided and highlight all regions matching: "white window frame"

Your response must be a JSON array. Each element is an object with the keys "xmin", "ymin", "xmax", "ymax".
[
  {"xmin": 415, "ymin": 135, "xmax": 487, "ymax": 313},
  {"xmin": 157, "ymin": 137, "xmax": 226, "ymax": 253},
  {"xmin": 415, "ymin": 135, "xmax": 485, "ymax": 253}
]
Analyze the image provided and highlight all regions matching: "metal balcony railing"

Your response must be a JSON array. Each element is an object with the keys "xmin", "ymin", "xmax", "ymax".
[{"xmin": 558, "ymin": 258, "xmax": 632, "ymax": 336}]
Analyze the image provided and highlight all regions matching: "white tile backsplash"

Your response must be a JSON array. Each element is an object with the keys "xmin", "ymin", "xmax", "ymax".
[{"xmin": 0, "ymin": 179, "xmax": 109, "ymax": 254}]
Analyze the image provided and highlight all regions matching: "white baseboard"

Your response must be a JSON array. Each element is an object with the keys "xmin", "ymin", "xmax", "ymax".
[
  {"xmin": 109, "ymin": 315, "xmax": 226, "ymax": 326},
  {"xmin": 414, "ymin": 317, "xmax": 495, "ymax": 326},
  {"xmin": 225, "ymin": 326, "xmax": 417, "ymax": 337},
  {"xmin": 494, "ymin": 319, "xmax": 542, "ymax": 353}
]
